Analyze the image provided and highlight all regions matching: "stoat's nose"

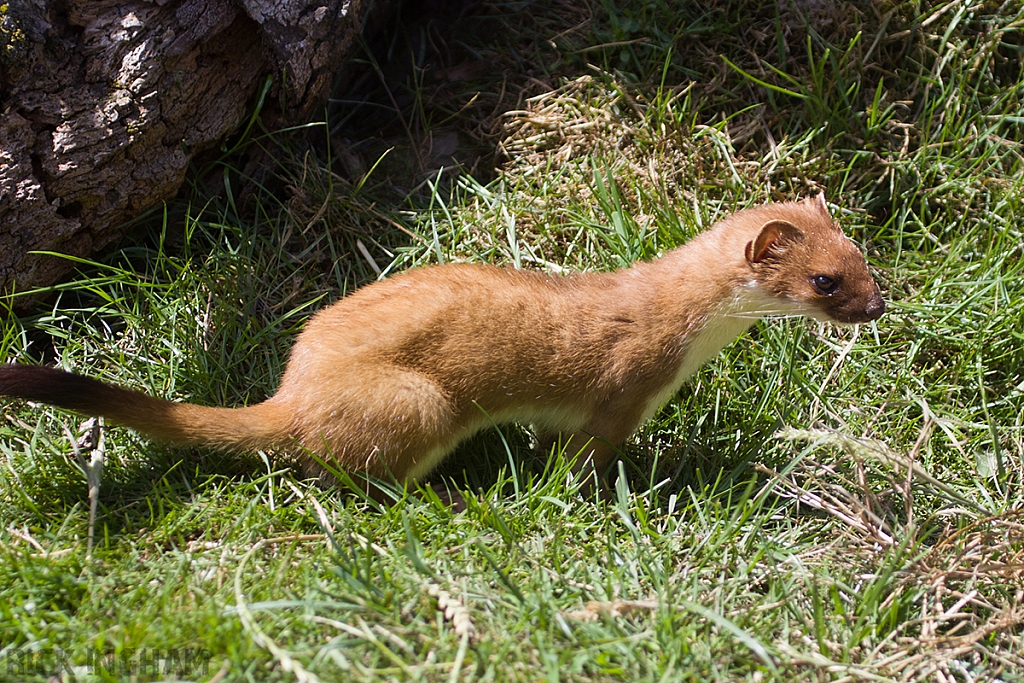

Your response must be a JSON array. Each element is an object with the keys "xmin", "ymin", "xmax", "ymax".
[{"xmin": 864, "ymin": 293, "xmax": 885, "ymax": 321}]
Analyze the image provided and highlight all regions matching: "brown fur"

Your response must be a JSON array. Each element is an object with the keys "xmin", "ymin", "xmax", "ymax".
[{"xmin": 0, "ymin": 196, "xmax": 883, "ymax": 490}]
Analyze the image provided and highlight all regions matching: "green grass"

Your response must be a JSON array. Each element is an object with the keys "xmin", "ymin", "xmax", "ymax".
[{"xmin": 2, "ymin": 0, "xmax": 1024, "ymax": 680}]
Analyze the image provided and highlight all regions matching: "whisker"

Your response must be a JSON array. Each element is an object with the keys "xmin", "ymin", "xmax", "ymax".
[{"xmin": 731, "ymin": 309, "xmax": 807, "ymax": 319}]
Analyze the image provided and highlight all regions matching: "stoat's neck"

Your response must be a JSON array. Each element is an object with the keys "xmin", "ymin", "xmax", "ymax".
[
  {"xmin": 635, "ymin": 225, "xmax": 768, "ymax": 388},
  {"xmin": 630, "ymin": 272, "xmax": 766, "ymax": 424},
  {"xmin": 675, "ymin": 284, "xmax": 769, "ymax": 377},
  {"xmin": 648, "ymin": 223, "xmax": 759, "ymax": 321}
]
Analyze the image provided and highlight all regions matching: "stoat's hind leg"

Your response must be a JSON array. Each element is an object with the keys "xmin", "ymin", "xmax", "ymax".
[{"xmin": 290, "ymin": 366, "xmax": 460, "ymax": 487}]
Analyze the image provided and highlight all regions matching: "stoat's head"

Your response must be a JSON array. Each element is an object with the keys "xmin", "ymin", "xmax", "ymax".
[{"xmin": 742, "ymin": 194, "xmax": 885, "ymax": 325}]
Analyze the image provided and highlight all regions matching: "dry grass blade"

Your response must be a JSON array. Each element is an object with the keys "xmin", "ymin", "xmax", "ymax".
[
  {"xmin": 763, "ymin": 427, "xmax": 1024, "ymax": 680},
  {"xmin": 425, "ymin": 581, "xmax": 476, "ymax": 639},
  {"xmin": 778, "ymin": 427, "xmax": 992, "ymax": 516},
  {"xmin": 878, "ymin": 513, "xmax": 1024, "ymax": 679},
  {"xmin": 564, "ymin": 599, "xmax": 660, "ymax": 622}
]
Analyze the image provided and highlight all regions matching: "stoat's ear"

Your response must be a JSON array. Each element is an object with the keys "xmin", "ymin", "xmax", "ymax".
[
  {"xmin": 809, "ymin": 192, "xmax": 830, "ymax": 218},
  {"xmin": 745, "ymin": 219, "xmax": 804, "ymax": 264}
]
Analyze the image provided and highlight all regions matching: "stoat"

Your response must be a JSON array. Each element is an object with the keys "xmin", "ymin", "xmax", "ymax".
[{"xmin": 0, "ymin": 195, "xmax": 884, "ymax": 493}]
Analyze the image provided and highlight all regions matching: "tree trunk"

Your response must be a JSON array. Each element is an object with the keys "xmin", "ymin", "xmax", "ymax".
[{"xmin": 0, "ymin": 0, "xmax": 393, "ymax": 303}]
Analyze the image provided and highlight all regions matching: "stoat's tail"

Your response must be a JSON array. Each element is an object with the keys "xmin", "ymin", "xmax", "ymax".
[{"xmin": 0, "ymin": 365, "xmax": 291, "ymax": 451}]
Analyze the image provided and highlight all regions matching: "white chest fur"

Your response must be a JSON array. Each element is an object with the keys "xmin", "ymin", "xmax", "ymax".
[{"xmin": 638, "ymin": 284, "xmax": 805, "ymax": 422}]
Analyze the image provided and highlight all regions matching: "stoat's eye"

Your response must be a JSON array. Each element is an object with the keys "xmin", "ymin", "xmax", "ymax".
[{"xmin": 812, "ymin": 275, "xmax": 838, "ymax": 295}]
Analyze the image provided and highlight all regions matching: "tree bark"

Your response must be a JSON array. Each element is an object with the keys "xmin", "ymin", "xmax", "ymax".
[{"xmin": 0, "ymin": 0, "xmax": 389, "ymax": 302}]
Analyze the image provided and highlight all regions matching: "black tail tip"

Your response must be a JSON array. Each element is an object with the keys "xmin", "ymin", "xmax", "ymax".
[{"xmin": 0, "ymin": 364, "xmax": 107, "ymax": 410}]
